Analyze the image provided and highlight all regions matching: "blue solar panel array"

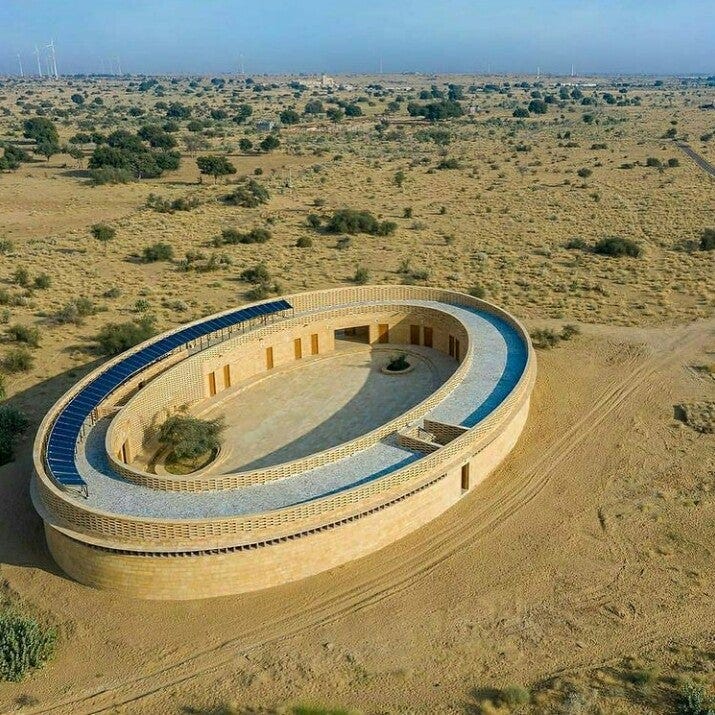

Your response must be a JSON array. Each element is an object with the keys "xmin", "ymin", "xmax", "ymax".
[{"xmin": 45, "ymin": 299, "xmax": 292, "ymax": 493}]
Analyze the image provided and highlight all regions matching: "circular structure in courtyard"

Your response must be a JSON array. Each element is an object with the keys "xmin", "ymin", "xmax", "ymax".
[{"xmin": 32, "ymin": 286, "xmax": 536, "ymax": 600}]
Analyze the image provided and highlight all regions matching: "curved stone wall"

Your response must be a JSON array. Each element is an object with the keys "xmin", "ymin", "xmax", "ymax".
[{"xmin": 32, "ymin": 286, "xmax": 536, "ymax": 599}]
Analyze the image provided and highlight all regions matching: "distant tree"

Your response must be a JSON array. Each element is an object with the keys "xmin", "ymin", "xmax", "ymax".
[
  {"xmin": 70, "ymin": 93, "xmax": 85, "ymax": 105},
  {"xmin": 35, "ymin": 140, "xmax": 59, "ymax": 161},
  {"xmin": 182, "ymin": 134, "xmax": 210, "ymax": 156},
  {"xmin": 326, "ymin": 107, "xmax": 344, "ymax": 123},
  {"xmin": 210, "ymin": 108, "xmax": 228, "ymax": 120},
  {"xmin": 394, "ymin": 170, "xmax": 406, "ymax": 188},
  {"xmin": 447, "ymin": 84, "xmax": 464, "ymax": 101},
  {"xmin": 23, "ymin": 117, "xmax": 58, "ymax": 145},
  {"xmin": 138, "ymin": 125, "xmax": 177, "ymax": 149},
  {"xmin": 259, "ymin": 134, "xmax": 280, "ymax": 152},
  {"xmin": 512, "ymin": 106, "xmax": 530, "ymax": 118},
  {"xmin": 344, "ymin": 103, "xmax": 363, "ymax": 117},
  {"xmin": 570, "ymin": 88, "xmax": 583, "ymax": 100},
  {"xmin": 233, "ymin": 104, "xmax": 253, "ymax": 124},
  {"xmin": 279, "ymin": 108, "xmax": 300, "ymax": 125},
  {"xmin": 527, "ymin": 99, "xmax": 548, "ymax": 114},
  {"xmin": 408, "ymin": 99, "xmax": 463, "ymax": 122},
  {"xmin": 238, "ymin": 137, "xmax": 253, "ymax": 153},
  {"xmin": 304, "ymin": 99, "xmax": 323, "ymax": 114},
  {"xmin": 196, "ymin": 155, "xmax": 236, "ymax": 182},
  {"xmin": 166, "ymin": 102, "xmax": 191, "ymax": 119}
]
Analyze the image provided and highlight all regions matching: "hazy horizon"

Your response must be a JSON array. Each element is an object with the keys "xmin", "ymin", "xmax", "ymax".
[{"xmin": 2, "ymin": 0, "xmax": 713, "ymax": 77}]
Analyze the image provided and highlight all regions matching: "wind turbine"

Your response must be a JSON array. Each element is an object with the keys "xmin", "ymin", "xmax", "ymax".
[
  {"xmin": 17, "ymin": 53, "xmax": 24, "ymax": 77},
  {"xmin": 46, "ymin": 40, "xmax": 58, "ymax": 78},
  {"xmin": 35, "ymin": 45, "xmax": 43, "ymax": 77}
]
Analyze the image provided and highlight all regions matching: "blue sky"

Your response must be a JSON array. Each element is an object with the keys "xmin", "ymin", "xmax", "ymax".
[{"xmin": 1, "ymin": 0, "xmax": 713, "ymax": 76}]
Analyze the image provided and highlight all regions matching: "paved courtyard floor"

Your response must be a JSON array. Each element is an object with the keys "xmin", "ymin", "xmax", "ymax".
[{"xmin": 199, "ymin": 343, "xmax": 457, "ymax": 473}]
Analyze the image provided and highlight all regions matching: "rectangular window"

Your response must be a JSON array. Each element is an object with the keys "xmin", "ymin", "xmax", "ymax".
[
  {"xmin": 410, "ymin": 324, "xmax": 420, "ymax": 345},
  {"xmin": 223, "ymin": 364, "xmax": 231, "ymax": 388},
  {"xmin": 294, "ymin": 337, "xmax": 302, "ymax": 359},
  {"xmin": 208, "ymin": 371, "xmax": 217, "ymax": 396},
  {"xmin": 265, "ymin": 346, "xmax": 274, "ymax": 370},
  {"xmin": 461, "ymin": 463, "xmax": 470, "ymax": 491},
  {"xmin": 448, "ymin": 335, "xmax": 455, "ymax": 358},
  {"xmin": 423, "ymin": 326, "xmax": 433, "ymax": 348},
  {"xmin": 311, "ymin": 333, "xmax": 319, "ymax": 355}
]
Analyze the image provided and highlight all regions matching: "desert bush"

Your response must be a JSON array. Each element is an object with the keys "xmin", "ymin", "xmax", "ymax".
[
  {"xmin": 296, "ymin": 236, "xmax": 313, "ymax": 248},
  {"xmin": 560, "ymin": 324, "xmax": 581, "ymax": 340},
  {"xmin": 223, "ymin": 179, "xmax": 269, "ymax": 208},
  {"xmin": 325, "ymin": 208, "xmax": 379, "ymax": 234},
  {"xmin": 95, "ymin": 315, "xmax": 155, "ymax": 356},
  {"xmin": 239, "ymin": 263, "xmax": 271, "ymax": 284},
  {"xmin": 7, "ymin": 324, "xmax": 40, "ymax": 348},
  {"xmin": 353, "ymin": 266, "xmax": 370, "ymax": 285},
  {"xmin": 90, "ymin": 223, "xmax": 116, "ymax": 244},
  {"xmin": 577, "ymin": 167, "xmax": 593, "ymax": 178},
  {"xmin": 158, "ymin": 415, "xmax": 224, "ymax": 461},
  {"xmin": 55, "ymin": 298, "xmax": 97, "ymax": 325},
  {"xmin": 0, "ymin": 239, "xmax": 13, "ymax": 255},
  {"xmin": 645, "ymin": 157, "xmax": 662, "ymax": 168},
  {"xmin": 11, "ymin": 268, "xmax": 29, "ymax": 288},
  {"xmin": 307, "ymin": 213, "xmax": 322, "ymax": 229},
  {"xmin": 33, "ymin": 273, "xmax": 51, "ymax": 290},
  {"xmin": 436, "ymin": 157, "xmax": 462, "ymax": 169},
  {"xmin": 336, "ymin": 236, "xmax": 353, "ymax": 250},
  {"xmin": 0, "ymin": 406, "xmax": 30, "ymax": 465},
  {"xmin": 468, "ymin": 285, "xmax": 486, "ymax": 299},
  {"xmin": 216, "ymin": 228, "xmax": 271, "ymax": 246},
  {"xmin": 700, "ymin": 228, "xmax": 715, "ymax": 251},
  {"xmin": 142, "ymin": 242, "xmax": 174, "ymax": 262},
  {"xmin": 0, "ymin": 612, "xmax": 56, "ymax": 682},
  {"xmin": 676, "ymin": 681, "xmax": 714, "ymax": 715},
  {"xmin": 89, "ymin": 166, "xmax": 133, "ymax": 185},
  {"xmin": 530, "ymin": 328, "xmax": 562, "ymax": 349},
  {"xmin": 146, "ymin": 193, "xmax": 200, "ymax": 213},
  {"xmin": 565, "ymin": 236, "xmax": 588, "ymax": 250},
  {"xmin": 594, "ymin": 236, "xmax": 642, "ymax": 257},
  {"xmin": 403, "ymin": 207, "xmax": 413, "ymax": 218},
  {"xmin": 499, "ymin": 684, "xmax": 530, "ymax": 708},
  {"xmin": 2, "ymin": 348, "xmax": 34, "ymax": 373}
]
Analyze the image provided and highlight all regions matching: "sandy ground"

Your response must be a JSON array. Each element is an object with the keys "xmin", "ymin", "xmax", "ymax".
[
  {"xmin": 0, "ymin": 74, "xmax": 713, "ymax": 713},
  {"xmin": 0, "ymin": 318, "xmax": 712, "ymax": 714}
]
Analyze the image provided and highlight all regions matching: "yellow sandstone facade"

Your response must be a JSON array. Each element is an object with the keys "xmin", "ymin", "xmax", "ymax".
[{"xmin": 32, "ymin": 286, "xmax": 536, "ymax": 600}]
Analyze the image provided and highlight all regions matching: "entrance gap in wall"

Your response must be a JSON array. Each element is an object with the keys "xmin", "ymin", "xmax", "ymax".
[
  {"xmin": 335, "ymin": 325, "xmax": 370, "ymax": 344},
  {"xmin": 294, "ymin": 337, "xmax": 302, "ymax": 359},
  {"xmin": 208, "ymin": 371, "xmax": 217, "ymax": 396},
  {"xmin": 410, "ymin": 324, "xmax": 421, "ymax": 345},
  {"xmin": 311, "ymin": 333, "xmax": 319, "ymax": 355},
  {"xmin": 265, "ymin": 346, "xmax": 274, "ymax": 370},
  {"xmin": 424, "ymin": 326, "xmax": 433, "ymax": 348}
]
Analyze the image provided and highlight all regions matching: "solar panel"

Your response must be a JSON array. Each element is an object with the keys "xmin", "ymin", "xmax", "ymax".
[{"xmin": 45, "ymin": 300, "xmax": 292, "ymax": 491}]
